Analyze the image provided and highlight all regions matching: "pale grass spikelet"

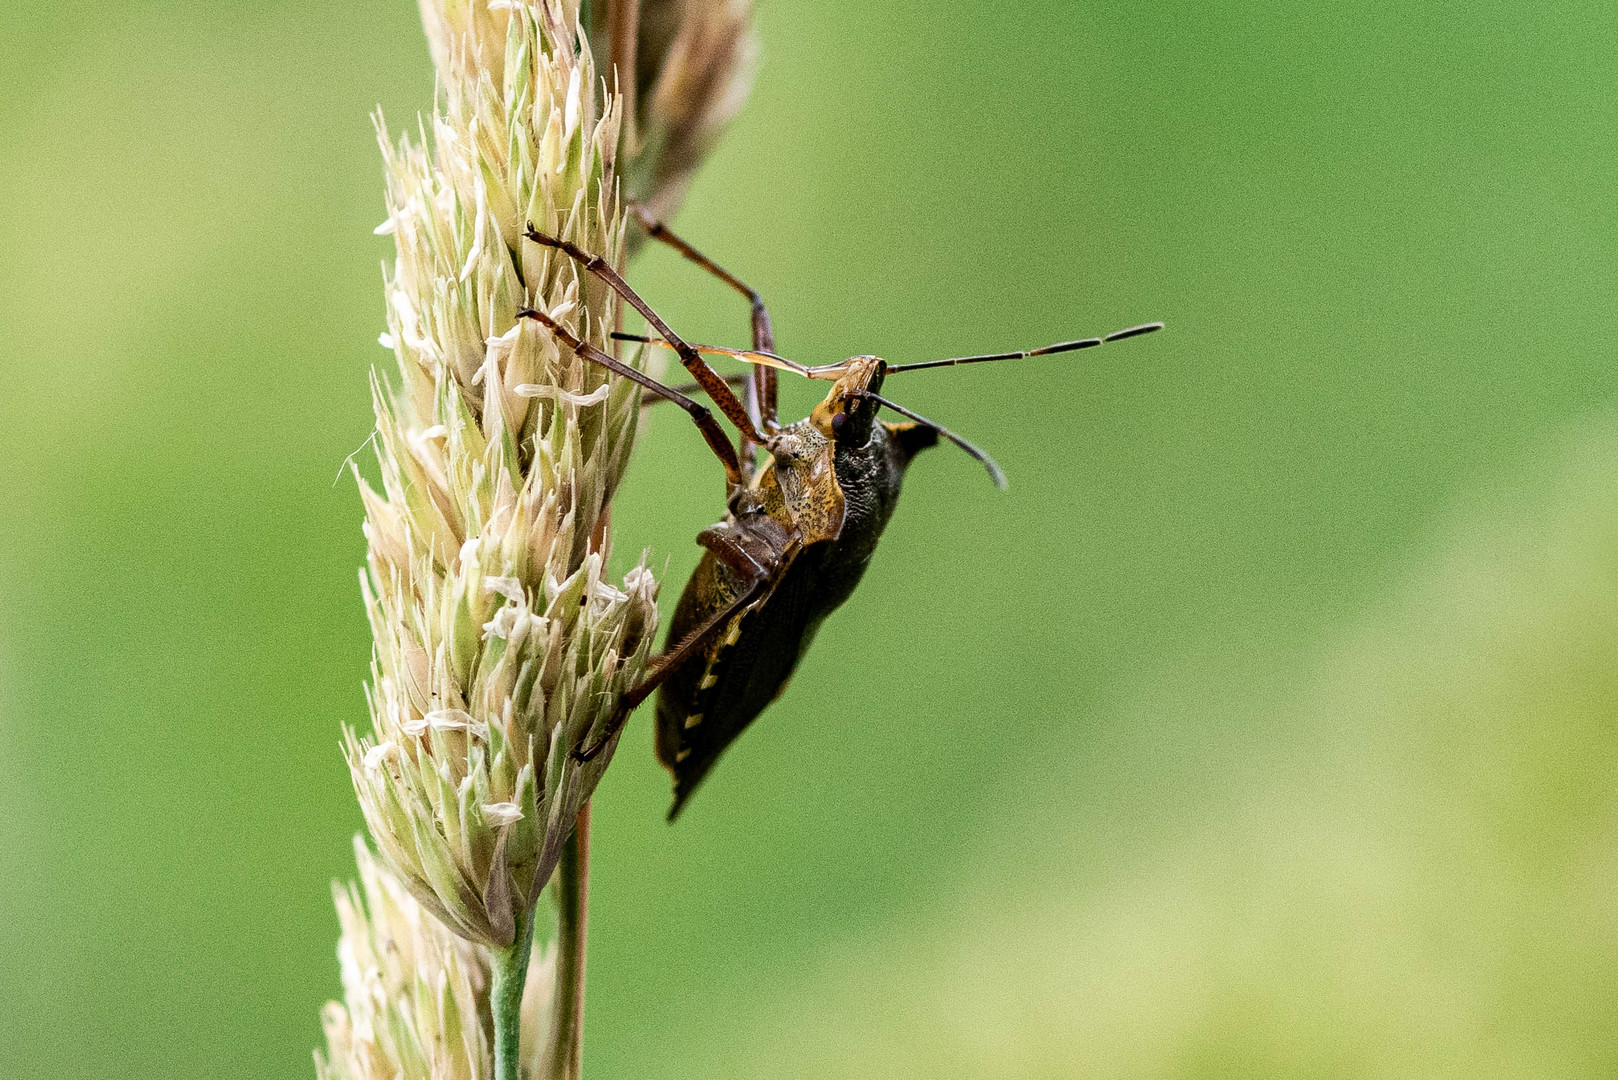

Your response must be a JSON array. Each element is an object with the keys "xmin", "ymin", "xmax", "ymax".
[
  {"xmin": 346, "ymin": 0, "xmax": 659, "ymax": 949},
  {"xmin": 315, "ymin": 839, "xmax": 556, "ymax": 1080}
]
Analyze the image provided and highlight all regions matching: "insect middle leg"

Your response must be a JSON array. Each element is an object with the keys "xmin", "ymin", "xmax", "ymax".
[{"xmin": 514, "ymin": 306, "xmax": 748, "ymax": 490}]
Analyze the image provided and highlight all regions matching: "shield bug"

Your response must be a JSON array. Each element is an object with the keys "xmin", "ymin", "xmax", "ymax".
[{"xmin": 517, "ymin": 212, "xmax": 1160, "ymax": 818}]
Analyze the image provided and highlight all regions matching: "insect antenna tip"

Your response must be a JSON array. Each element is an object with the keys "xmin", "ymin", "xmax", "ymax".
[
  {"xmin": 1104, "ymin": 321, "xmax": 1164, "ymax": 342},
  {"xmin": 852, "ymin": 390, "xmax": 1008, "ymax": 490}
]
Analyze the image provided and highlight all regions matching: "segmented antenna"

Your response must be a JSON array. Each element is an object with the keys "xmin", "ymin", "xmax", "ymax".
[
  {"xmin": 848, "ymin": 390, "xmax": 1008, "ymax": 490},
  {"xmin": 609, "ymin": 331, "xmax": 813, "ymax": 375},
  {"xmin": 885, "ymin": 321, "xmax": 1163, "ymax": 374}
]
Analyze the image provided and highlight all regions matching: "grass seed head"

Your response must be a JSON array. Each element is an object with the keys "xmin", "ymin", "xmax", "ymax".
[
  {"xmin": 315, "ymin": 838, "xmax": 556, "ymax": 1080},
  {"xmin": 347, "ymin": 0, "xmax": 660, "ymax": 949}
]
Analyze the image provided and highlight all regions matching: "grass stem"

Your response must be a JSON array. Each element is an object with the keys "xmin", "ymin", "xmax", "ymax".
[
  {"xmin": 543, "ymin": 801, "xmax": 591, "ymax": 1080},
  {"xmin": 491, "ymin": 897, "xmax": 537, "ymax": 1080}
]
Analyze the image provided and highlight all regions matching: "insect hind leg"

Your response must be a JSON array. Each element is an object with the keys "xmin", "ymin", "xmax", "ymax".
[{"xmin": 570, "ymin": 538, "xmax": 774, "ymax": 764}]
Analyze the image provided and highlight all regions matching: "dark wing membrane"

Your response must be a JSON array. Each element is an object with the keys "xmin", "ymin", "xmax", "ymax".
[{"xmin": 655, "ymin": 545, "xmax": 828, "ymax": 818}]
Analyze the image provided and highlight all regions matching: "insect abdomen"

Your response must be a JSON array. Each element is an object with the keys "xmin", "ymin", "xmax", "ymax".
[{"xmin": 655, "ymin": 423, "xmax": 920, "ymax": 817}]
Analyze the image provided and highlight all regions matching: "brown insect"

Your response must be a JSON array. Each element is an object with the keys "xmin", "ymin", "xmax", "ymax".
[{"xmin": 518, "ymin": 210, "xmax": 1161, "ymax": 817}]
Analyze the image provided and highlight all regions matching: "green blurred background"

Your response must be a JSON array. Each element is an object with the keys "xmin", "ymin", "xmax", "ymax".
[{"xmin": 5, "ymin": 1, "xmax": 1618, "ymax": 1076}]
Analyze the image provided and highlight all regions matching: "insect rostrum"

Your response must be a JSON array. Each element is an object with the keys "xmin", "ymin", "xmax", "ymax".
[{"xmin": 520, "ymin": 216, "xmax": 1161, "ymax": 819}]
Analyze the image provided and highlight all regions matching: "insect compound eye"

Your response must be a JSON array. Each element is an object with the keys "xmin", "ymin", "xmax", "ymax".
[{"xmin": 830, "ymin": 411, "xmax": 848, "ymax": 438}]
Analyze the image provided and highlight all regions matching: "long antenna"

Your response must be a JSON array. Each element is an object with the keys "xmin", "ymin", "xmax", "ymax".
[
  {"xmin": 609, "ymin": 331, "xmax": 815, "ymax": 376},
  {"xmin": 849, "ymin": 390, "xmax": 1007, "ymax": 490},
  {"xmin": 885, "ymin": 321, "xmax": 1163, "ymax": 375}
]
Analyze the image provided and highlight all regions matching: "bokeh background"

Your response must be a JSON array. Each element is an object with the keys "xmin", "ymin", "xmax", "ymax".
[{"xmin": 5, "ymin": 1, "xmax": 1618, "ymax": 1076}]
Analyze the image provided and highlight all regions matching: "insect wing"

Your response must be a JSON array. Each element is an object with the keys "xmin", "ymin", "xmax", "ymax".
[{"xmin": 656, "ymin": 547, "xmax": 824, "ymax": 818}]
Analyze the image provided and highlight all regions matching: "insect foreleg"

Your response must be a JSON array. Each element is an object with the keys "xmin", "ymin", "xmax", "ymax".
[
  {"xmin": 630, "ymin": 206, "xmax": 779, "ymax": 435},
  {"xmin": 523, "ymin": 225, "xmax": 770, "ymax": 447},
  {"xmin": 631, "ymin": 206, "xmax": 776, "ymax": 354},
  {"xmin": 640, "ymin": 373, "xmax": 751, "ymax": 411}
]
